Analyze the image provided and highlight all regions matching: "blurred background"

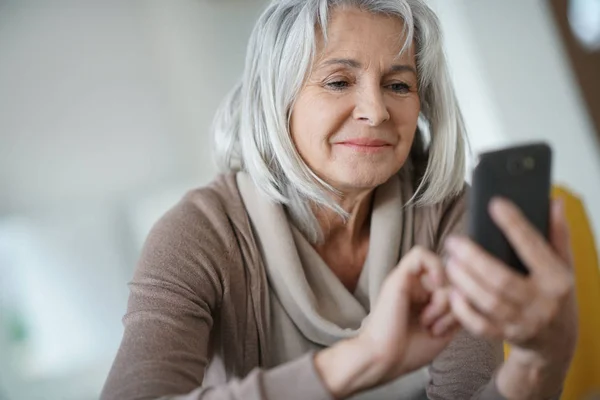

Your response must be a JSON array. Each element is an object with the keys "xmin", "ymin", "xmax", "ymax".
[{"xmin": 0, "ymin": 1, "xmax": 598, "ymax": 399}]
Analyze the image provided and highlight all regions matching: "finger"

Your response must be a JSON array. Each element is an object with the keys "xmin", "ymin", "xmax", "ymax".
[
  {"xmin": 446, "ymin": 258, "xmax": 521, "ymax": 323},
  {"xmin": 549, "ymin": 198, "xmax": 573, "ymax": 266},
  {"xmin": 503, "ymin": 309, "xmax": 543, "ymax": 344},
  {"xmin": 431, "ymin": 312, "xmax": 459, "ymax": 337},
  {"xmin": 372, "ymin": 248, "xmax": 446, "ymax": 343},
  {"xmin": 445, "ymin": 237, "xmax": 531, "ymax": 305},
  {"xmin": 378, "ymin": 247, "xmax": 439, "ymax": 312},
  {"xmin": 449, "ymin": 290, "xmax": 502, "ymax": 339},
  {"xmin": 413, "ymin": 278, "xmax": 431, "ymax": 305},
  {"xmin": 489, "ymin": 197, "xmax": 564, "ymax": 277},
  {"xmin": 370, "ymin": 264, "xmax": 413, "ymax": 338},
  {"xmin": 400, "ymin": 246, "xmax": 445, "ymax": 289},
  {"xmin": 489, "ymin": 198, "xmax": 572, "ymax": 295},
  {"xmin": 502, "ymin": 292, "xmax": 559, "ymax": 344},
  {"xmin": 421, "ymin": 272, "xmax": 445, "ymax": 293},
  {"xmin": 420, "ymin": 288, "xmax": 451, "ymax": 327}
]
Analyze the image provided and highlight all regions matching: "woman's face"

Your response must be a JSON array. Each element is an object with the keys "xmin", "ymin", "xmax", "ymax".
[{"xmin": 290, "ymin": 8, "xmax": 420, "ymax": 194}]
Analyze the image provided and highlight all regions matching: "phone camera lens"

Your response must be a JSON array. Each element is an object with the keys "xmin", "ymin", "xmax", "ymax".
[
  {"xmin": 507, "ymin": 156, "xmax": 534, "ymax": 175},
  {"xmin": 523, "ymin": 157, "xmax": 535, "ymax": 170}
]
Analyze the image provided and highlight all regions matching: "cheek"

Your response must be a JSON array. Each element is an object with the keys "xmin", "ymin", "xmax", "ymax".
[
  {"xmin": 393, "ymin": 98, "xmax": 420, "ymax": 139},
  {"xmin": 290, "ymin": 95, "xmax": 348, "ymax": 161},
  {"xmin": 397, "ymin": 96, "xmax": 420, "ymax": 124},
  {"xmin": 290, "ymin": 109, "xmax": 318, "ymax": 164}
]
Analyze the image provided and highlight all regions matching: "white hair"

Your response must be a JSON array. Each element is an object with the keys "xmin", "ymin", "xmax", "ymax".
[{"xmin": 213, "ymin": 0, "xmax": 468, "ymax": 243}]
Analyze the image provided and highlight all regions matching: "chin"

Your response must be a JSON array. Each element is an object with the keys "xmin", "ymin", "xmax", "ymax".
[{"xmin": 328, "ymin": 164, "xmax": 400, "ymax": 192}]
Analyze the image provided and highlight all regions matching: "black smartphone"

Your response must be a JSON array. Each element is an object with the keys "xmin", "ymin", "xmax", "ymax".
[{"xmin": 468, "ymin": 143, "xmax": 552, "ymax": 275}]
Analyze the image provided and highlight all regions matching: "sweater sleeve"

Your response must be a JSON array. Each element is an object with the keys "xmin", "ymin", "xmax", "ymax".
[
  {"xmin": 426, "ymin": 187, "xmax": 507, "ymax": 400},
  {"xmin": 100, "ymin": 194, "xmax": 333, "ymax": 400},
  {"xmin": 163, "ymin": 354, "xmax": 332, "ymax": 400}
]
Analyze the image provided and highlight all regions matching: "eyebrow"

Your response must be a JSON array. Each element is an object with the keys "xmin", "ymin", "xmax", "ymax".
[{"xmin": 320, "ymin": 58, "xmax": 417, "ymax": 75}]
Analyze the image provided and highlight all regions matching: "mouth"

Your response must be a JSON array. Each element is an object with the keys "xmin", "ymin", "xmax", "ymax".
[{"xmin": 334, "ymin": 138, "xmax": 393, "ymax": 153}]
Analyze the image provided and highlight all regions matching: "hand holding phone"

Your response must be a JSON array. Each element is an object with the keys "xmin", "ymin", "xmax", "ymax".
[{"xmin": 445, "ymin": 142, "xmax": 577, "ymax": 397}]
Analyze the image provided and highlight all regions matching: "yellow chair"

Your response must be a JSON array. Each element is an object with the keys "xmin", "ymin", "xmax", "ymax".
[{"xmin": 504, "ymin": 186, "xmax": 600, "ymax": 399}]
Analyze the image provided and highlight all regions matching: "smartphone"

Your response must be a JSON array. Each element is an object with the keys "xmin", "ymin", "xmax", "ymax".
[{"xmin": 468, "ymin": 143, "xmax": 552, "ymax": 275}]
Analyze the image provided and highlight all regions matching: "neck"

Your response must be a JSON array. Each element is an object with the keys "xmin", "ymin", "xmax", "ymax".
[{"xmin": 314, "ymin": 188, "xmax": 375, "ymax": 246}]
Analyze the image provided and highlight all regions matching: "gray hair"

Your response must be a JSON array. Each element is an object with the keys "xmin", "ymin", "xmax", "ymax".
[{"xmin": 213, "ymin": 0, "xmax": 468, "ymax": 243}]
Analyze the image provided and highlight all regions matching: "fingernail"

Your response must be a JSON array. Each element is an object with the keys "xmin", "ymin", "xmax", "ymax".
[{"xmin": 489, "ymin": 197, "xmax": 507, "ymax": 216}]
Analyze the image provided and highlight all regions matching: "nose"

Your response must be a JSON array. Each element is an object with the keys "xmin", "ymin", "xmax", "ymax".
[{"xmin": 352, "ymin": 85, "xmax": 390, "ymax": 126}]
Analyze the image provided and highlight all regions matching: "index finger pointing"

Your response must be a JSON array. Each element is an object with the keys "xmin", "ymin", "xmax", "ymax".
[{"xmin": 400, "ymin": 247, "xmax": 445, "ymax": 289}]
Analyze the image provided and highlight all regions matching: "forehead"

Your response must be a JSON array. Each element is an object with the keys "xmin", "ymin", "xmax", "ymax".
[{"xmin": 315, "ymin": 7, "xmax": 413, "ymax": 62}]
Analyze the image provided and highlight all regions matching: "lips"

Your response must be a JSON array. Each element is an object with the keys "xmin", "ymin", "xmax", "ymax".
[
  {"xmin": 337, "ymin": 138, "xmax": 391, "ymax": 147},
  {"xmin": 334, "ymin": 137, "xmax": 393, "ymax": 154}
]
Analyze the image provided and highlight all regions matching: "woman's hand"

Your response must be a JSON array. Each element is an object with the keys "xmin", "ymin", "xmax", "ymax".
[
  {"xmin": 444, "ymin": 198, "xmax": 578, "ymax": 399},
  {"xmin": 315, "ymin": 247, "xmax": 458, "ymax": 399}
]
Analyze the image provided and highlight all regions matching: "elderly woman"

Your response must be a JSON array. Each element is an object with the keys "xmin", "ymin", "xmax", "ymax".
[{"xmin": 101, "ymin": 0, "xmax": 577, "ymax": 399}]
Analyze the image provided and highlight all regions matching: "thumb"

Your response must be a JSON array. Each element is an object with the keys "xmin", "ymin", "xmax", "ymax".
[
  {"xmin": 549, "ymin": 198, "xmax": 573, "ymax": 267},
  {"xmin": 360, "ymin": 264, "xmax": 413, "ymax": 347}
]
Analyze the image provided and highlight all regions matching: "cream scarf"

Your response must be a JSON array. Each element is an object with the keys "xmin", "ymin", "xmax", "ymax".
[{"xmin": 237, "ymin": 172, "xmax": 429, "ymax": 400}]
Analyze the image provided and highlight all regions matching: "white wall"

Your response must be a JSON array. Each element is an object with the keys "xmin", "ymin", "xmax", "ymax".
[
  {"xmin": 0, "ymin": 0, "xmax": 268, "ymax": 214},
  {"xmin": 426, "ymin": 0, "xmax": 509, "ymax": 162},
  {"xmin": 0, "ymin": 1, "xmax": 266, "ymax": 399},
  {"xmin": 429, "ymin": 0, "xmax": 600, "ymax": 250},
  {"xmin": 0, "ymin": 2, "xmax": 180, "ymax": 214}
]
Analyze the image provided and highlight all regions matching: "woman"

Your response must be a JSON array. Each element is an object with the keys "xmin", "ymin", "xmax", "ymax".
[{"xmin": 101, "ymin": 0, "xmax": 578, "ymax": 399}]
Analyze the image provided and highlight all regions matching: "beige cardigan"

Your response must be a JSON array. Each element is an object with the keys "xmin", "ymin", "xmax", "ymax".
[{"xmin": 100, "ymin": 173, "xmax": 505, "ymax": 400}]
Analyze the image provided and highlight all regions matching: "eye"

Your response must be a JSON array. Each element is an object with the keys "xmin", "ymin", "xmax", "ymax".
[
  {"xmin": 325, "ymin": 80, "xmax": 351, "ymax": 91},
  {"xmin": 386, "ymin": 82, "xmax": 411, "ymax": 94}
]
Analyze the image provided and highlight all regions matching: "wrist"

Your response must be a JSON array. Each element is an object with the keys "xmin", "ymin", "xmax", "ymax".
[
  {"xmin": 314, "ymin": 338, "xmax": 382, "ymax": 399},
  {"xmin": 496, "ymin": 350, "xmax": 566, "ymax": 400}
]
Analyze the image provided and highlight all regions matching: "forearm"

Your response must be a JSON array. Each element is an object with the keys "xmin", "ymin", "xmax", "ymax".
[
  {"xmin": 495, "ymin": 350, "xmax": 569, "ymax": 400},
  {"xmin": 314, "ymin": 338, "xmax": 385, "ymax": 400},
  {"xmin": 105, "ymin": 353, "xmax": 333, "ymax": 400}
]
